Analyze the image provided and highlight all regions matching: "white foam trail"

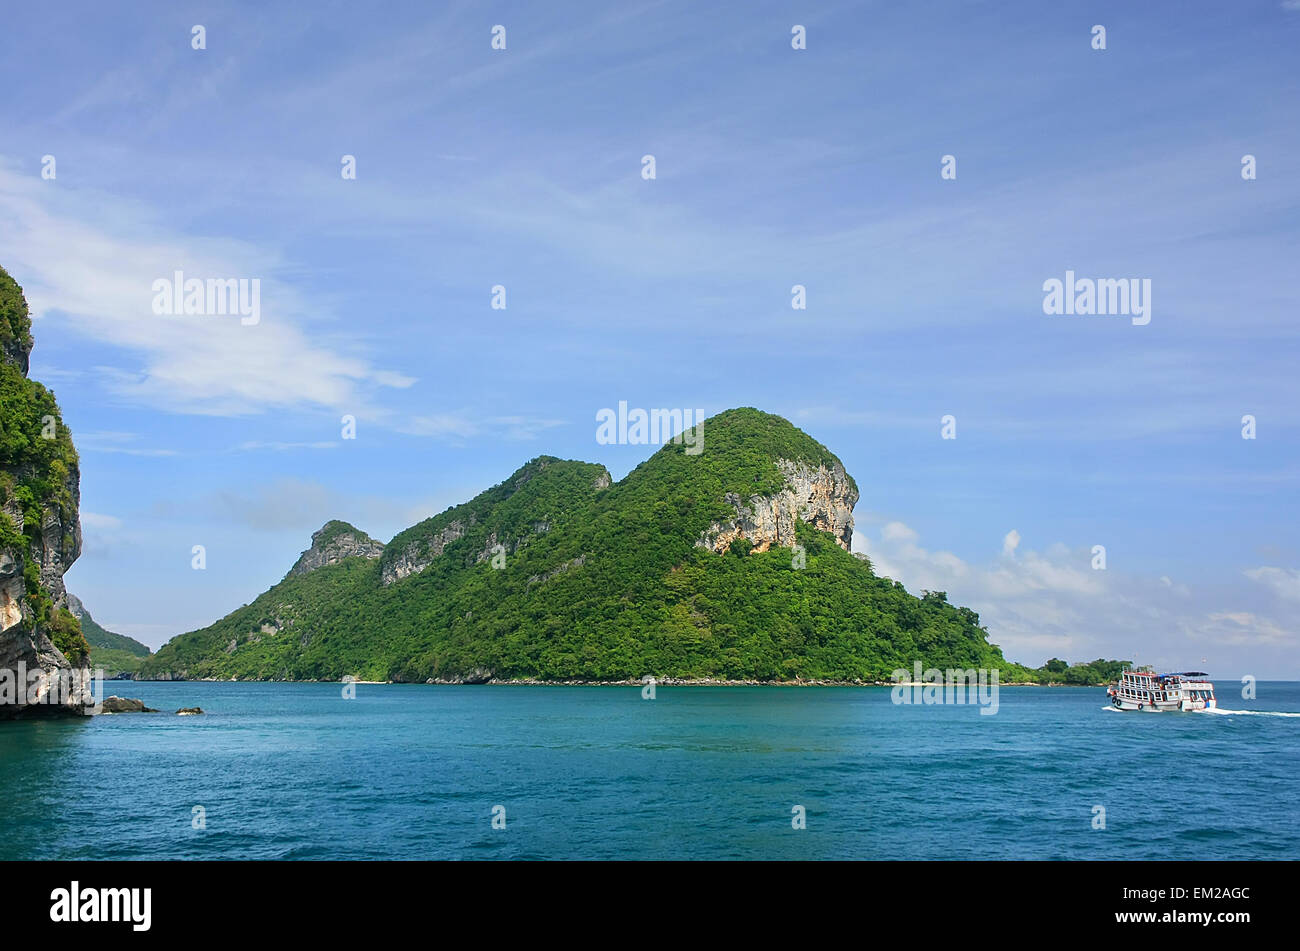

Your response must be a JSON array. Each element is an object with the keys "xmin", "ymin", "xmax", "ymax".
[{"xmin": 1100, "ymin": 705, "xmax": 1300, "ymax": 718}]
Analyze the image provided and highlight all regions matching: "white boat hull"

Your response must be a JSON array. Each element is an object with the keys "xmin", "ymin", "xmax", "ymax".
[{"xmin": 1108, "ymin": 692, "xmax": 1216, "ymax": 713}]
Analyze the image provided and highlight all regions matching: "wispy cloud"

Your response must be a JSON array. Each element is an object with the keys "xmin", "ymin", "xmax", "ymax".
[
  {"xmin": 1245, "ymin": 566, "xmax": 1300, "ymax": 601},
  {"xmin": 74, "ymin": 431, "xmax": 180, "ymax": 457},
  {"xmin": 0, "ymin": 162, "xmax": 413, "ymax": 418},
  {"xmin": 236, "ymin": 441, "xmax": 339, "ymax": 452},
  {"xmin": 396, "ymin": 412, "xmax": 568, "ymax": 443}
]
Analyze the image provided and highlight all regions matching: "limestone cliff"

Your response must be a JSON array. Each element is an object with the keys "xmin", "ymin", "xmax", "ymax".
[
  {"xmin": 0, "ymin": 265, "xmax": 94, "ymax": 717},
  {"xmin": 696, "ymin": 458, "xmax": 858, "ymax": 554},
  {"xmin": 288, "ymin": 520, "xmax": 384, "ymax": 578},
  {"xmin": 381, "ymin": 519, "xmax": 466, "ymax": 585}
]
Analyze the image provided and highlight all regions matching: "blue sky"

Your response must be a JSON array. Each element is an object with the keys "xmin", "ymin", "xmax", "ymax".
[{"xmin": 2, "ymin": 0, "xmax": 1297, "ymax": 676}]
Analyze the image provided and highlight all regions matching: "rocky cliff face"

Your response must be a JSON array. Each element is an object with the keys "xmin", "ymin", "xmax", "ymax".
[
  {"xmin": 0, "ymin": 266, "xmax": 94, "ymax": 717},
  {"xmin": 288, "ymin": 521, "xmax": 384, "ymax": 577},
  {"xmin": 381, "ymin": 519, "xmax": 466, "ymax": 585},
  {"xmin": 696, "ymin": 458, "xmax": 858, "ymax": 554}
]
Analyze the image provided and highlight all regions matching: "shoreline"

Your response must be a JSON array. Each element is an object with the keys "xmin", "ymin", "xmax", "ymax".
[{"xmin": 124, "ymin": 677, "xmax": 1106, "ymax": 688}]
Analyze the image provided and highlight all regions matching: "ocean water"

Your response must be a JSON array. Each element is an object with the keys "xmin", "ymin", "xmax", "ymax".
[{"xmin": 1, "ymin": 682, "xmax": 1297, "ymax": 860}]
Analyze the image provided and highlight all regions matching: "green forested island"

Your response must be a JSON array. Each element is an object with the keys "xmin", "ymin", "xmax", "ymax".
[{"xmin": 140, "ymin": 408, "xmax": 1124, "ymax": 685}]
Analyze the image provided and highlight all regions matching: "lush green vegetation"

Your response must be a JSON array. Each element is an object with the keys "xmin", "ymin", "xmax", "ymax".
[
  {"xmin": 381, "ymin": 456, "xmax": 608, "ymax": 580},
  {"xmin": 1006, "ymin": 657, "xmax": 1132, "ymax": 685},
  {"xmin": 0, "ymin": 264, "xmax": 34, "ymax": 357},
  {"xmin": 86, "ymin": 646, "xmax": 150, "ymax": 676},
  {"xmin": 313, "ymin": 519, "xmax": 376, "ymax": 547},
  {"xmin": 79, "ymin": 607, "xmax": 151, "ymax": 657},
  {"xmin": 46, "ymin": 608, "xmax": 88, "ymax": 665},
  {"xmin": 142, "ymin": 409, "xmax": 1124, "ymax": 684},
  {"xmin": 79, "ymin": 602, "xmax": 152, "ymax": 676},
  {"xmin": 0, "ymin": 265, "xmax": 88, "ymax": 664}
]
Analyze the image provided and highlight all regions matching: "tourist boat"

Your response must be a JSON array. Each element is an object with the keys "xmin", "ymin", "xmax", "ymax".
[{"xmin": 1107, "ymin": 669, "xmax": 1216, "ymax": 712}]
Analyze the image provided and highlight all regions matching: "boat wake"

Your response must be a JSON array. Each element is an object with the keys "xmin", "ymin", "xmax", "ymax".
[{"xmin": 1101, "ymin": 705, "xmax": 1300, "ymax": 718}]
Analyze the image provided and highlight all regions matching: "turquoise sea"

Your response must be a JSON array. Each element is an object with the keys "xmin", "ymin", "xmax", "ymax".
[{"xmin": 2, "ymin": 682, "xmax": 1297, "ymax": 860}]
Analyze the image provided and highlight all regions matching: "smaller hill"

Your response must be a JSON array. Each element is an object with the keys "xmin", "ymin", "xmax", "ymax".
[{"xmin": 68, "ymin": 594, "xmax": 152, "ymax": 677}]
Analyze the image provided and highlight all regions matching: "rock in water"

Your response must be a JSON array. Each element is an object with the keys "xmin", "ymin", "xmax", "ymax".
[
  {"xmin": 99, "ymin": 697, "xmax": 158, "ymax": 714},
  {"xmin": 176, "ymin": 707, "xmax": 203, "ymax": 716}
]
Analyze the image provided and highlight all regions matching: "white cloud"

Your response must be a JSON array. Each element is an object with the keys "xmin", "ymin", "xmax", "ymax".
[
  {"xmin": 1193, "ymin": 612, "xmax": 1292, "ymax": 646},
  {"xmin": 0, "ymin": 162, "xmax": 412, "ymax": 417},
  {"xmin": 74, "ymin": 430, "xmax": 180, "ymax": 457},
  {"xmin": 881, "ymin": 521, "xmax": 918, "ymax": 543},
  {"xmin": 851, "ymin": 520, "xmax": 1298, "ymax": 673},
  {"xmin": 79, "ymin": 512, "xmax": 122, "ymax": 530},
  {"xmin": 1245, "ymin": 566, "xmax": 1300, "ymax": 601}
]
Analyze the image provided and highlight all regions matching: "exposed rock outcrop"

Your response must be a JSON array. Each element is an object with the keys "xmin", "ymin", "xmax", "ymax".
[
  {"xmin": 426, "ymin": 667, "xmax": 494, "ymax": 685},
  {"xmin": 381, "ymin": 519, "xmax": 466, "ymax": 585},
  {"xmin": 475, "ymin": 521, "xmax": 551, "ymax": 565},
  {"xmin": 696, "ymin": 458, "xmax": 858, "ymax": 554},
  {"xmin": 1, "ymin": 266, "xmax": 94, "ymax": 718},
  {"xmin": 527, "ymin": 555, "xmax": 585, "ymax": 586},
  {"xmin": 287, "ymin": 520, "xmax": 384, "ymax": 578},
  {"xmin": 65, "ymin": 592, "xmax": 86, "ymax": 619}
]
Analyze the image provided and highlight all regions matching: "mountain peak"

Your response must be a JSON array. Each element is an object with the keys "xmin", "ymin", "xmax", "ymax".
[
  {"xmin": 379, "ymin": 457, "xmax": 609, "ymax": 586},
  {"xmin": 622, "ymin": 407, "xmax": 858, "ymax": 553},
  {"xmin": 287, "ymin": 521, "xmax": 384, "ymax": 578}
]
